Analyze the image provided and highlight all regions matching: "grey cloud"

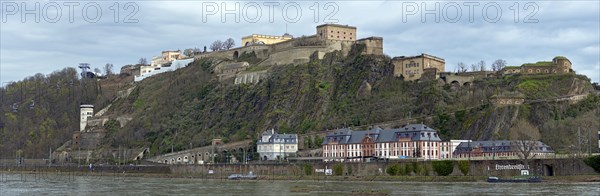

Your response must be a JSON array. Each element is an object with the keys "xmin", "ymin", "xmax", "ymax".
[{"xmin": 1, "ymin": 1, "xmax": 598, "ymax": 83}]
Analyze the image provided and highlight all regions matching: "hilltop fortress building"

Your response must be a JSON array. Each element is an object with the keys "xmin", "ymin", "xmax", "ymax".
[
  {"xmin": 195, "ymin": 24, "xmax": 373, "ymax": 63},
  {"xmin": 194, "ymin": 23, "xmax": 446, "ymax": 83},
  {"xmin": 502, "ymin": 56, "xmax": 573, "ymax": 75},
  {"xmin": 137, "ymin": 24, "xmax": 576, "ymax": 84},
  {"xmin": 392, "ymin": 54, "xmax": 446, "ymax": 81}
]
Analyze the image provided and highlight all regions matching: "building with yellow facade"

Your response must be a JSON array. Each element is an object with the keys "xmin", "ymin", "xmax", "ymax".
[
  {"xmin": 392, "ymin": 54, "xmax": 446, "ymax": 81},
  {"xmin": 242, "ymin": 34, "xmax": 293, "ymax": 46}
]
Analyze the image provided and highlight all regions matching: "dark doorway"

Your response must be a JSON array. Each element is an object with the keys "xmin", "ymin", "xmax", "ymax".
[{"xmin": 543, "ymin": 164, "xmax": 554, "ymax": 176}]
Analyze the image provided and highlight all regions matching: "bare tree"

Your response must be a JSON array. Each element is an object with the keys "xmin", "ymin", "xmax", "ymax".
[
  {"xmin": 183, "ymin": 48, "xmax": 194, "ymax": 57},
  {"xmin": 509, "ymin": 120, "xmax": 541, "ymax": 168},
  {"xmin": 470, "ymin": 64, "xmax": 478, "ymax": 72},
  {"xmin": 138, "ymin": 58, "xmax": 147, "ymax": 65},
  {"xmin": 510, "ymin": 136, "xmax": 538, "ymax": 169},
  {"xmin": 94, "ymin": 68, "xmax": 101, "ymax": 74},
  {"xmin": 104, "ymin": 63, "xmax": 114, "ymax": 76},
  {"xmin": 456, "ymin": 62, "xmax": 467, "ymax": 73},
  {"xmin": 478, "ymin": 60, "xmax": 486, "ymax": 71},
  {"xmin": 223, "ymin": 38, "xmax": 235, "ymax": 50},
  {"xmin": 210, "ymin": 40, "xmax": 223, "ymax": 51},
  {"xmin": 492, "ymin": 59, "xmax": 507, "ymax": 71}
]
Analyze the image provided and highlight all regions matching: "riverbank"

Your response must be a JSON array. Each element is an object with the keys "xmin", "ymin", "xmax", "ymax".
[
  {"xmin": 2, "ymin": 170, "xmax": 598, "ymax": 183},
  {"xmin": 3, "ymin": 174, "xmax": 600, "ymax": 196}
]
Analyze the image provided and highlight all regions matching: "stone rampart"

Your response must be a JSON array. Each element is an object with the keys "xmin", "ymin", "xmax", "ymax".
[{"xmin": 147, "ymin": 140, "xmax": 253, "ymax": 165}]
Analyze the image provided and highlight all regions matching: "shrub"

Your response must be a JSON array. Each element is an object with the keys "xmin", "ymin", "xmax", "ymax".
[
  {"xmin": 333, "ymin": 163, "xmax": 344, "ymax": 176},
  {"xmin": 584, "ymin": 155, "xmax": 600, "ymax": 173},
  {"xmin": 431, "ymin": 160, "xmax": 454, "ymax": 176},
  {"xmin": 412, "ymin": 162, "xmax": 421, "ymax": 175},
  {"xmin": 386, "ymin": 164, "xmax": 401, "ymax": 176},
  {"xmin": 404, "ymin": 164, "xmax": 413, "ymax": 176},
  {"xmin": 347, "ymin": 165, "xmax": 353, "ymax": 175},
  {"xmin": 458, "ymin": 160, "xmax": 470, "ymax": 175},
  {"xmin": 303, "ymin": 164, "xmax": 313, "ymax": 176},
  {"xmin": 423, "ymin": 164, "xmax": 430, "ymax": 176},
  {"xmin": 104, "ymin": 119, "xmax": 121, "ymax": 132}
]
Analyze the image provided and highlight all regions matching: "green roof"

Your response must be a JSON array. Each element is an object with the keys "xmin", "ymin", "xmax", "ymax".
[
  {"xmin": 521, "ymin": 61, "xmax": 555, "ymax": 67},
  {"xmin": 504, "ymin": 66, "xmax": 520, "ymax": 69},
  {"xmin": 554, "ymin": 56, "xmax": 568, "ymax": 60}
]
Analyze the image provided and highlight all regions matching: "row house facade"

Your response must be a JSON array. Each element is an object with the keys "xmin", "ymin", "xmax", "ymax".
[
  {"xmin": 453, "ymin": 140, "xmax": 555, "ymax": 159},
  {"xmin": 322, "ymin": 124, "xmax": 445, "ymax": 162}
]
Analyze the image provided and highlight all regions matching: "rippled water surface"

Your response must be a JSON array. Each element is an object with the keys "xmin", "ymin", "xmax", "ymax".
[{"xmin": 1, "ymin": 174, "xmax": 599, "ymax": 195}]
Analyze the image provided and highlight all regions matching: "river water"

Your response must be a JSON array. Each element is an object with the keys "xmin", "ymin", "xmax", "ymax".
[{"xmin": 1, "ymin": 173, "xmax": 599, "ymax": 195}]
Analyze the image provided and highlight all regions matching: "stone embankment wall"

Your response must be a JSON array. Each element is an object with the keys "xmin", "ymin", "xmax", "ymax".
[{"xmin": 168, "ymin": 158, "xmax": 597, "ymax": 177}]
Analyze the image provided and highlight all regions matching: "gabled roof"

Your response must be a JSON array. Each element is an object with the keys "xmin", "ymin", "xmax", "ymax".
[
  {"xmin": 322, "ymin": 124, "xmax": 442, "ymax": 145},
  {"xmin": 258, "ymin": 129, "xmax": 297, "ymax": 144},
  {"xmin": 454, "ymin": 140, "xmax": 554, "ymax": 153}
]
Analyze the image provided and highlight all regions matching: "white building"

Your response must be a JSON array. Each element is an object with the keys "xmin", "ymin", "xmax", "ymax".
[
  {"xmin": 80, "ymin": 104, "xmax": 94, "ymax": 131},
  {"xmin": 135, "ymin": 58, "xmax": 194, "ymax": 82},
  {"xmin": 257, "ymin": 129, "xmax": 298, "ymax": 161}
]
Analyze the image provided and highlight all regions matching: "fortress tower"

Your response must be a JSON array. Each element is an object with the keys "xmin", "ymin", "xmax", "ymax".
[
  {"xmin": 316, "ymin": 24, "xmax": 357, "ymax": 41},
  {"xmin": 553, "ymin": 56, "xmax": 572, "ymax": 74},
  {"xmin": 80, "ymin": 104, "xmax": 94, "ymax": 131}
]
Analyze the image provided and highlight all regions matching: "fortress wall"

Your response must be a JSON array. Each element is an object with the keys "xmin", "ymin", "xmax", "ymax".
[
  {"xmin": 258, "ymin": 46, "xmax": 330, "ymax": 66},
  {"xmin": 148, "ymin": 140, "xmax": 253, "ymax": 165},
  {"xmin": 234, "ymin": 70, "xmax": 269, "ymax": 85},
  {"xmin": 79, "ymin": 131, "xmax": 106, "ymax": 149},
  {"xmin": 491, "ymin": 97, "xmax": 525, "ymax": 106},
  {"xmin": 521, "ymin": 66, "xmax": 559, "ymax": 75},
  {"xmin": 194, "ymin": 50, "xmax": 235, "ymax": 60},
  {"xmin": 167, "ymin": 158, "xmax": 597, "ymax": 177},
  {"xmin": 442, "ymin": 74, "xmax": 476, "ymax": 86},
  {"xmin": 356, "ymin": 37, "xmax": 384, "ymax": 55},
  {"xmin": 239, "ymin": 45, "xmax": 272, "ymax": 59},
  {"xmin": 270, "ymin": 35, "xmax": 319, "ymax": 53},
  {"xmin": 86, "ymin": 118, "xmax": 109, "ymax": 127}
]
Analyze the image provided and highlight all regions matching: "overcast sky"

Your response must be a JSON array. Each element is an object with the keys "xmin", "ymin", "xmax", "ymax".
[{"xmin": 1, "ymin": 1, "xmax": 599, "ymax": 84}]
